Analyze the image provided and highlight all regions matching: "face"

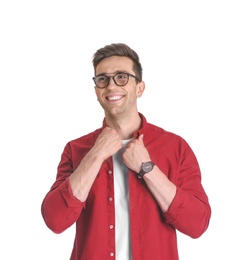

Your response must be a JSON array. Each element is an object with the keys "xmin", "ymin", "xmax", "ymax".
[{"xmin": 94, "ymin": 56, "xmax": 145, "ymax": 117}]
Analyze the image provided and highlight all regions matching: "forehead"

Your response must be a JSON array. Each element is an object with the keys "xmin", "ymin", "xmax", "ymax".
[{"xmin": 96, "ymin": 56, "xmax": 134, "ymax": 74}]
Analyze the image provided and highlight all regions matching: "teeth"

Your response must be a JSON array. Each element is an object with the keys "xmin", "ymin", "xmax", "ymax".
[{"xmin": 108, "ymin": 96, "xmax": 122, "ymax": 100}]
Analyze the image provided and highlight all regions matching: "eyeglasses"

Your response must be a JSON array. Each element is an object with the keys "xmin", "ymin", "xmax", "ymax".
[{"xmin": 93, "ymin": 72, "xmax": 140, "ymax": 89}]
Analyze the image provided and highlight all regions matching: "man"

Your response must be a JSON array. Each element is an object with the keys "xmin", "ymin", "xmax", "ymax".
[{"xmin": 41, "ymin": 43, "xmax": 211, "ymax": 260}]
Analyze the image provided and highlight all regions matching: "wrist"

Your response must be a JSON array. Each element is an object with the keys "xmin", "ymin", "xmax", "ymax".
[{"xmin": 138, "ymin": 161, "xmax": 155, "ymax": 178}]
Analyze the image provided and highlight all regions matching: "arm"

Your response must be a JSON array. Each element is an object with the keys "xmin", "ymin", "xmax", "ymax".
[
  {"xmin": 123, "ymin": 134, "xmax": 211, "ymax": 238},
  {"xmin": 123, "ymin": 134, "xmax": 177, "ymax": 212},
  {"xmin": 69, "ymin": 127, "xmax": 122, "ymax": 202},
  {"xmin": 41, "ymin": 127, "xmax": 122, "ymax": 233}
]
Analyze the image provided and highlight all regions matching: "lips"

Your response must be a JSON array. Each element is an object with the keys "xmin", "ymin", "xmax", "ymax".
[{"xmin": 106, "ymin": 95, "xmax": 124, "ymax": 101}]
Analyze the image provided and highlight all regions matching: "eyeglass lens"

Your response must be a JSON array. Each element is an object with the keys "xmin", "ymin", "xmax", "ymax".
[{"xmin": 95, "ymin": 73, "xmax": 129, "ymax": 88}]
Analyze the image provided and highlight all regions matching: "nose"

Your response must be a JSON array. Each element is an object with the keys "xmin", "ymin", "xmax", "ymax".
[{"xmin": 106, "ymin": 76, "xmax": 117, "ymax": 89}]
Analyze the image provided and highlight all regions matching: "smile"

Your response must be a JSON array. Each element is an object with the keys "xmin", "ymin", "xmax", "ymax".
[{"xmin": 106, "ymin": 95, "xmax": 124, "ymax": 101}]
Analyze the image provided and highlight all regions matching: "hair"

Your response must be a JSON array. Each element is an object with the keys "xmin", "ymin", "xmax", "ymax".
[{"xmin": 92, "ymin": 43, "xmax": 143, "ymax": 81}]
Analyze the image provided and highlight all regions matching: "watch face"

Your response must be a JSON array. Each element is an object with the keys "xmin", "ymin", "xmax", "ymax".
[{"xmin": 142, "ymin": 162, "xmax": 153, "ymax": 173}]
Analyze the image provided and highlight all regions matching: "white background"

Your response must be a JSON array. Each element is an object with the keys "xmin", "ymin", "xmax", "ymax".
[{"xmin": 1, "ymin": 0, "xmax": 250, "ymax": 259}]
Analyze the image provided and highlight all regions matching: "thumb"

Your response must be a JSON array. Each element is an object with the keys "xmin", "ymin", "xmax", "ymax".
[{"xmin": 138, "ymin": 134, "xmax": 144, "ymax": 144}]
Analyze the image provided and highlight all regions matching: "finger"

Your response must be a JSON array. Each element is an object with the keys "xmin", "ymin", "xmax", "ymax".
[{"xmin": 138, "ymin": 134, "xmax": 144, "ymax": 144}]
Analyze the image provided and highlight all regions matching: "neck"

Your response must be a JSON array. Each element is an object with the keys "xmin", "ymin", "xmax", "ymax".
[{"xmin": 105, "ymin": 112, "xmax": 141, "ymax": 140}]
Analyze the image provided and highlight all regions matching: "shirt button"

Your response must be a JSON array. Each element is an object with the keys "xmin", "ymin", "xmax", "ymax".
[
  {"xmin": 109, "ymin": 197, "xmax": 113, "ymax": 201},
  {"xmin": 108, "ymin": 170, "xmax": 112, "ymax": 174},
  {"xmin": 109, "ymin": 225, "xmax": 114, "ymax": 229},
  {"xmin": 110, "ymin": 252, "xmax": 114, "ymax": 257}
]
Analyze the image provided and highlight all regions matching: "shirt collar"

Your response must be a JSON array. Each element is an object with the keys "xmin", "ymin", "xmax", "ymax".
[{"xmin": 101, "ymin": 112, "xmax": 148, "ymax": 138}]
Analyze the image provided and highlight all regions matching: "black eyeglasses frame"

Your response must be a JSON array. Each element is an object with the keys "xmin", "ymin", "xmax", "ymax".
[{"xmin": 92, "ymin": 72, "xmax": 140, "ymax": 89}]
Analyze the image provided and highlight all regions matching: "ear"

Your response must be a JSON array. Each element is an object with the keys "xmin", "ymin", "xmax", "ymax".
[{"xmin": 136, "ymin": 81, "xmax": 145, "ymax": 97}]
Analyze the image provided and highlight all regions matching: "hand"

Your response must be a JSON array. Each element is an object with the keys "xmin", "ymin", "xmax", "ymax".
[
  {"xmin": 92, "ymin": 127, "xmax": 122, "ymax": 161},
  {"xmin": 122, "ymin": 134, "xmax": 151, "ymax": 173}
]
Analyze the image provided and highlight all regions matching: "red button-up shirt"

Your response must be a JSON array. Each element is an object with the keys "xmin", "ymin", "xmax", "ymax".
[{"xmin": 41, "ymin": 114, "xmax": 211, "ymax": 260}]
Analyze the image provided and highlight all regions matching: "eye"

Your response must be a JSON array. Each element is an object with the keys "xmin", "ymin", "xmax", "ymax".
[
  {"xmin": 116, "ymin": 73, "xmax": 127, "ymax": 80},
  {"xmin": 97, "ymin": 76, "xmax": 107, "ymax": 82},
  {"xmin": 95, "ymin": 75, "xmax": 109, "ymax": 88}
]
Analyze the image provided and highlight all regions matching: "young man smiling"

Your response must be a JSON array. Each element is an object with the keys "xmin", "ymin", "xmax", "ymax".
[{"xmin": 41, "ymin": 43, "xmax": 211, "ymax": 260}]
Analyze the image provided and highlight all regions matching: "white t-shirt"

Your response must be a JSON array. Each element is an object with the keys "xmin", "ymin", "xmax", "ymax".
[{"xmin": 113, "ymin": 139, "xmax": 132, "ymax": 260}]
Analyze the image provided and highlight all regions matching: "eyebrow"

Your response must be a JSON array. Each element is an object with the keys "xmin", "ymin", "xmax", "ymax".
[{"xmin": 96, "ymin": 70, "xmax": 129, "ymax": 77}]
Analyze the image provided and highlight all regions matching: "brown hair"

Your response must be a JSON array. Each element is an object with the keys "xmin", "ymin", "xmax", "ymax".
[{"xmin": 92, "ymin": 43, "xmax": 143, "ymax": 81}]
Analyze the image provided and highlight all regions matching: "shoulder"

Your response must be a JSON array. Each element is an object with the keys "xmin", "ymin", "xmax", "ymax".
[
  {"xmin": 142, "ymin": 119, "xmax": 192, "ymax": 153},
  {"xmin": 65, "ymin": 127, "xmax": 102, "ymax": 149},
  {"xmin": 140, "ymin": 113, "xmax": 183, "ymax": 141}
]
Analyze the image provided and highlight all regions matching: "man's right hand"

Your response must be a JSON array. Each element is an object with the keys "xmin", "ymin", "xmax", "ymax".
[{"xmin": 92, "ymin": 127, "xmax": 122, "ymax": 161}]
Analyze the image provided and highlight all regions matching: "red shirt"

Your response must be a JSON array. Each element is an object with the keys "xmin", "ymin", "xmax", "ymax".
[{"xmin": 41, "ymin": 114, "xmax": 211, "ymax": 260}]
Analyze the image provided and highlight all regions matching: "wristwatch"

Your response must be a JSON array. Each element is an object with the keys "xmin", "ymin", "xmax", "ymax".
[{"xmin": 138, "ymin": 161, "xmax": 155, "ymax": 178}]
